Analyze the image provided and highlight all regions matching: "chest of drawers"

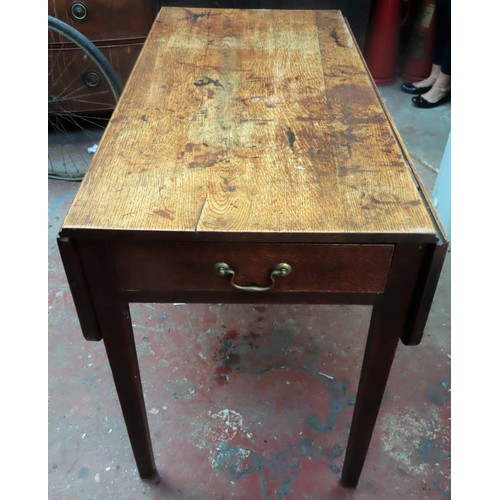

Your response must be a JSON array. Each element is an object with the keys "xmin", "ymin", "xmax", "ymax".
[{"xmin": 48, "ymin": 0, "xmax": 158, "ymax": 113}]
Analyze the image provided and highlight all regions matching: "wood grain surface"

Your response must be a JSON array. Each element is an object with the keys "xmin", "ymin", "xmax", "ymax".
[{"xmin": 62, "ymin": 8, "xmax": 437, "ymax": 238}]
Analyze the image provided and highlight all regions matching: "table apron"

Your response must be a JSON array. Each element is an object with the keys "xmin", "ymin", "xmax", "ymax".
[
  {"xmin": 120, "ymin": 290, "xmax": 383, "ymax": 305},
  {"xmin": 110, "ymin": 242, "xmax": 395, "ymax": 295}
]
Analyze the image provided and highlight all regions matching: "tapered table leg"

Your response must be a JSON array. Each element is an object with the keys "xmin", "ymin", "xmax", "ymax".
[
  {"xmin": 101, "ymin": 300, "xmax": 157, "ymax": 478},
  {"xmin": 76, "ymin": 241, "xmax": 157, "ymax": 479},
  {"xmin": 340, "ymin": 303, "xmax": 401, "ymax": 487},
  {"xmin": 341, "ymin": 243, "xmax": 425, "ymax": 487}
]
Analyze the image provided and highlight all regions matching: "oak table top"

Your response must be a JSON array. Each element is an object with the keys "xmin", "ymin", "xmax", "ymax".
[
  {"xmin": 61, "ymin": 7, "xmax": 440, "ymax": 243},
  {"xmin": 58, "ymin": 7, "xmax": 448, "ymax": 491}
]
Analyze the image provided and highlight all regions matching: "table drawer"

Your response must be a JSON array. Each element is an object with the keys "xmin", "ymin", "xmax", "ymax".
[{"xmin": 111, "ymin": 243, "xmax": 394, "ymax": 294}]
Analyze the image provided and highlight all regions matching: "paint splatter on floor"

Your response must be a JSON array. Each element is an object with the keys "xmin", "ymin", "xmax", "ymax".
[{"xmin": 50, "ymin": 300, "xmax": 451, "ymax": 498}]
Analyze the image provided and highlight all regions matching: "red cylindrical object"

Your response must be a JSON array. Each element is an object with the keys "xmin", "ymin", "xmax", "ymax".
[
  {"xmin": 363, "ymin": 0, "xmax": 401, "ymax": 85},
  {"xmin": 400, "ymin": 0, "xmax": 437, "ymax": 82}
]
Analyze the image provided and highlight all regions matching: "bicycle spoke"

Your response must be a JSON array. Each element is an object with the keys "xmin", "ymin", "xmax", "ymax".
[
  {"xmin": 53, "ymin": 110, "xmax": 109, "ymax": 132},
  {"xmin": 49, "ymin": 16, "xmax": 121, "ymax": 181},
  {"xmin": 49, "ymin": 46, "xmax": 86, "ymax": 90},
  {"xmin": 53, "ymin": 92, "xmax": 115, "ymax": 108}
]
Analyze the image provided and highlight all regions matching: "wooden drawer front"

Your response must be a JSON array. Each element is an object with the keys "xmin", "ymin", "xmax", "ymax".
[
  {"xmin": 97, "ymin": 43, "xmax": 144, "ymax": 91},
  {"xmin": 49, "ymin": 1, "xmax": 155, "ymax": 41},
  {"xmin": 111, "ymin": 243, "xmax": 394, "ymax": 294},
  {"xmin": 48, "ymin": 43, "xmax": 143, "ymax": 114}
]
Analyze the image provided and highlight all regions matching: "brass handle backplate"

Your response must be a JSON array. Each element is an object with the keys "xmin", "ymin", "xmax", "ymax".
[
  {"xmin": 69, "ymin": 2, "xmax": 88, "ymax": 21},
  {"xmin": 214, "ymin": 262, "xmax": 292, "ymax": 292}
]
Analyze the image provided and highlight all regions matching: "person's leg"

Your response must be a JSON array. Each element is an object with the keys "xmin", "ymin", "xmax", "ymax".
[
  {"xmin": 419, "ymin": 71, "xmax": 450, "ymax": 103},
  {"xmin": 416, "ymin": 0, "xmax": 450, "ymax": 103},
  {"xmin": 411, "ymin": 63, "xmax": 441, "ymax": 88},
  {"xmin": 401, "ymin": 64, "xmax": 439, "ymax": 94},
  {"xmin": 402, "ymin": 0, "xmax": 450, "ymax": 95}
]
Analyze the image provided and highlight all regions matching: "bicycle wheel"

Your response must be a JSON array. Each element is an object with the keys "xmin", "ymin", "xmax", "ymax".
[{"xmin": 48, "ymin": 15, "xmax": 123, "ymax": 181}]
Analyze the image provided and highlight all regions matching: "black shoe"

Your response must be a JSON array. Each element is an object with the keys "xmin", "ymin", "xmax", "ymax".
[
  {"xmin": 411, "ymin": 92, "xmax": 451, "ymax": 108},
  {"xmin": 401, "ymin": 82, "xmax": 432, "ymax": 95}
]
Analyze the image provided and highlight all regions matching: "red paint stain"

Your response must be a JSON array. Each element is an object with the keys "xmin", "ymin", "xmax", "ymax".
[
  {"xmin": 226, "ymin": 330, "xmax": 238, "ymax": 340},
  {"xmin": 215, "ymin": 365, "xmax": 232, "ymax": 386}
]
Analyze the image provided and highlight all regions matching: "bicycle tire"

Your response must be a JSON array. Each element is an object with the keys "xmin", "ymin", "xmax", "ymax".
[
  {"xmin": 48, "ymin": 15, "xmax": 123, "ymax": 181},
  {"xmin": 48, "ymin": 16, "xmax": 123, "ymax": 99}
]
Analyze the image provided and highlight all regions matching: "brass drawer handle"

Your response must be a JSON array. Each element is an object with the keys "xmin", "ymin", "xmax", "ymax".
[{"xmin": 214, "ymin": 262, "xmax": 292, "ymax": 292}]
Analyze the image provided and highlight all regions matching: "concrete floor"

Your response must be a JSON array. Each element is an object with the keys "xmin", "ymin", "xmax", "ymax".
[{"xmin": 48, "ymin": 77, "xmax": 451, "ymax": 499}]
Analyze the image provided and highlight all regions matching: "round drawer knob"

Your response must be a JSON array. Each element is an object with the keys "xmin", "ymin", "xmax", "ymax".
[
  {"xmin": 69, "ymin": 2, "xmax": 88, "ymax": 21},
  {"xmin": 84, "ymin": 71, "xmax": 101, "ymax": 88}
]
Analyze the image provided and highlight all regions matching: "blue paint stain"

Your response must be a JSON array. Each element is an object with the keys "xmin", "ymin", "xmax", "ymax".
[
  {"xmin": 323, "ymin": 443, "xmax": 343, "ymax": 460},
  {"xmin": 49, "ymin": 192, "xmax": 72, "ymax": 214},
  {"xmin": 221, "ymin": 340, "xmax": 232, "ymax": 353},
  {"xmin": 433, "ymin": 480, "xmax": 451, "ymax": 499},
  {"xmin": 331, "ymin": 399, "xmax": 343, "ymax": 412},
  {"xmin": 305, "ymin": 377, "xmax": 355, "ymax": 434},
  {"xmin": 212, "ymin": 442, "xmax": 263, "ymax": 479},
  {"xmin": 208, "ymin": 330, "xmax": 356, "ymax": 496},
  {"xmin": 269, "ymin": 439, "xmax": 313, "ymax": 499},
  {"xmin": 427, "ymin": 377, "xmax": 451, "ymax": 406},
  {"xmin": 307, "ymin": 415, "xmax": 331, "ymax": 433},
  {"xmin": 417, "ymin": 438, "xmax": 449, "ymax": 463},
  {"xmin": 214, "ymin": 439, "xmax": 319, "ymax": 499},
  {"xmin": 259, "ymin": 472, "xmax": 269, "ymax": 500}
]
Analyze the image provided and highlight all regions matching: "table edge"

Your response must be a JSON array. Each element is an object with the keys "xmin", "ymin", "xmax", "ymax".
[{"xmin": 58, "ymin": 227, "xmax": 439, "ymax": 245}]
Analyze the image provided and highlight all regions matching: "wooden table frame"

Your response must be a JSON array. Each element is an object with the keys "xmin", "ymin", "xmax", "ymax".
[{"xmin": 57, "ymin": 8, "xmax": 448, "ymax": 489}]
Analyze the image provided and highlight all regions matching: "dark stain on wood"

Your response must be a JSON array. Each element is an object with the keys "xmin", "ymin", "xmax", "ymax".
[
  {"xmin": 295, "ymin": 116, "xmax": 323, "ymax": 122},
  {"xmin": 364, "ymin": 197, "xmax": 422, "ymax": 208},
  {"xmin": 221, "ymin": 176, "xmax": 236, "ymax": 192},
  {"xmin": 330, "ymin": 29, "xmax": 347, "ymax": 48},
  {"xmin": 338, "ymin": 165, "xmax": 382, "ymax": 177},
  {"xmin": 194, "ymin": 76, "xmax": 223, "ymax": 88},
  {"xmin": 178, "ymin": 142, "xmax": 198, "ymax": 160},
  {"xmin": 188, "ymin": 152, "xmax": 223, "ymax": 169},
  {"xmin": 153, "ymin": 209, "xmax": 174, "ymax": 220},
  {"xmin": 283, "ymin": 125, "xmax": 296, "ymax": 150},
  {"xmin": 184, "ymin": 10, "xmax": 209, "ymax": 23}
]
